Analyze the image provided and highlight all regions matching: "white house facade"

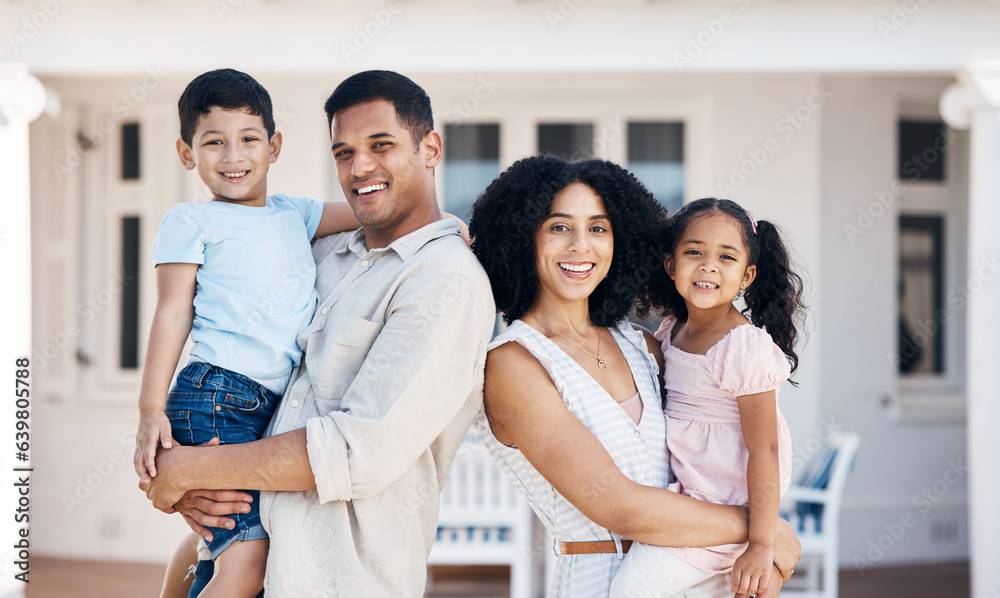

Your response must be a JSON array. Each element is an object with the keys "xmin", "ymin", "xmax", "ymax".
[{"xmin": 2, "ymin": 1, "xmax": 999, "ymax": 596}]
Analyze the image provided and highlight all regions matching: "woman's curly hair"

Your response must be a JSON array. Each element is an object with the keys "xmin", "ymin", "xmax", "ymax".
[
  {"xmin": 647, "ymin": 198, "xmax": 807, "ymax": 378},
  {"xmin": 469, "ymin": 156, "xmax": 668, "ymax": 327}
]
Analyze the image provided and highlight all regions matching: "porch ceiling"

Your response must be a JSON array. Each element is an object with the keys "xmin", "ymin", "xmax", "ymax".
[{"xmin": 1, "ymin": 0, "xmax": 999, "ymax": 76}]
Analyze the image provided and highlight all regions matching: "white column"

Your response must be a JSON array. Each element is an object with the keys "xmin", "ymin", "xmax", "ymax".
[
  {"xmin": 0, "ymin": 63, "xmax": 45, "ymax": 597},
  {"xmin": 940, "ymin": 62, "xmax": 1000, "ymax": 598}
]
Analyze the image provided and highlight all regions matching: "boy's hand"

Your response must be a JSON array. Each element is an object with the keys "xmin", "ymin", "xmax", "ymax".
[
  {"xmin": 731, "ymin": 541, "xmax": 773, "ymax": 595},
  {"xmin": 134, "ymin": 409, "xmax": 175, "ymax": 483}
]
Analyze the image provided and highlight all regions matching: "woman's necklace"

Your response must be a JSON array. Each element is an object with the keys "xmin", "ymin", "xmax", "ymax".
[{"xmin": 525, "ymin": 311, "xmax": 608, "ymax": 370}]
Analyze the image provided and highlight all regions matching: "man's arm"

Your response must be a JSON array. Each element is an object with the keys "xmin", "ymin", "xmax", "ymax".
[{"xmin": 144, "ymin": 428, "xmax": 315, "ymax": 512}]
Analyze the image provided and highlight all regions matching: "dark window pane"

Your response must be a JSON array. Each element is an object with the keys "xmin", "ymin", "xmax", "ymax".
[
  {"xmin": 120, "ymin": 217, "xmax": 140, "ymax": 369},
  {"xmin": 628, "ymin": 122, "xmax": 685, "ymax": 213},
  {"xmin": 538, "ymin": 124, "xmax": 593, "ymax": 160},
  {"xmin": 444, "ymin": 124, "xmax": 500, "ymax": 222},
  {"xmin": 122, "ymin": 123, "xmax": 140, "ymax": 180},
  {"xmin": 898, "ymin": 215, "xmax": 944, "ymax": 374},
  {"xmin": 898, "ymin": 120, "xmax": 946, "ymax": 182}
]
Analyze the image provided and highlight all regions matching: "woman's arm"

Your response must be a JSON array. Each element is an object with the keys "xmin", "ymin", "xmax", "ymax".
[
  {"xmin": 134, "ymin": 263, "xmax": 198, "ymax": 483},
  {"xmin": 485, "ymin": 341, "xmax": 748, "ymax": 547},
  {"xmin": 731, "ymin": 389, "xmax": 781, "ymax": 594}
]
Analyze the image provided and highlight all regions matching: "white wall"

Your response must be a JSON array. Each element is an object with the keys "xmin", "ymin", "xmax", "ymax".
[{"xmin": 819, "ymin": 75, "xmax": 969, "ymax": 571}]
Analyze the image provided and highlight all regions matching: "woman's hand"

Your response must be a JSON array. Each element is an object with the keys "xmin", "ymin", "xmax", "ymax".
[
  {"xmin": 731, "ymin": 541, "xmax": 773, "ymax": 595},
  {"xmin": 773, "ymin": 518, "xmax": 802, "ymax": 581}
]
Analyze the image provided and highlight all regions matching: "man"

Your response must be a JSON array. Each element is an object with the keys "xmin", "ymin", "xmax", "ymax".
[{"xmin": 145, "ymin": 70, "xmax": 496, "ymax": 596}]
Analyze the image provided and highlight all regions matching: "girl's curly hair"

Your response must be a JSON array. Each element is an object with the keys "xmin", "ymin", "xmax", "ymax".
[
  {"xmin": 469, "ymin": 156, "xmax": 667, "ymax": 327},
  {"xmin": 647, "ymin": 198, "xmax": 807, "ymax": 377}
]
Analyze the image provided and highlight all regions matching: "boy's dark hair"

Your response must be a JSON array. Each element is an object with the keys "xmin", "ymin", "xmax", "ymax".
[
  {"xmin": 324, "ymin": 70, "xmax": 433, "ymax": 146},
  {"xmin": 648, "ymin": 198, "xmax": 807, "ymax": 379},
  {"xmin": 178, "ymin": 69, "xmax": 275, "ymax": 146},
  {"xmin": 469, "ymin": 156, "xmax": 668, "ymax": 327}
]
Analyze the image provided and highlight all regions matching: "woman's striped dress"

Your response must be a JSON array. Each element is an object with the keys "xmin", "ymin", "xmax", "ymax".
[{"xmin": 475, "ymin": 320, "xmax": 729, "ymax": 597}]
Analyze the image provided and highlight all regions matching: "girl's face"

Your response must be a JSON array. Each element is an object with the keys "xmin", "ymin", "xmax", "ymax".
[
  {"xmin": 665, "ymin": 211, "xmax": 756, "ymax": 312},
  {"xmin": 533, "ymin": 182, "xmax": 614, "ymax": 305}
]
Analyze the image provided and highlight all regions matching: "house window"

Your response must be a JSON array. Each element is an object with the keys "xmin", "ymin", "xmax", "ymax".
[
  {"xmin": 898, "ymin": 120, "xmax": 946, "ymax": 183},
  {"xmin": 628, "ymin": 122, "xmax": 685, "ymax": 214},
  {"xmin": 122, "ymin": 122, "xmax": 140, "ymax": 180},
  {"xmin": 120, "ymin": 216, "xmax": 141, "ymax": 369},
  {"xmin": 897, "ymin": 215, "xmax": 945, "ymax": 375},
  {"xmin": 443, "ymin": 124, "xmax": 500, "ymax": 222},
  {"xmin": 538, "ymin": 123, "xmax": 594, "ymax": 160}
]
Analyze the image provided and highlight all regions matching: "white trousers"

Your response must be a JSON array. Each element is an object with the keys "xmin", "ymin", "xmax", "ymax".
[{"xmin": 610, "ymin": 543, "xmax": 717, "ymax": 598}]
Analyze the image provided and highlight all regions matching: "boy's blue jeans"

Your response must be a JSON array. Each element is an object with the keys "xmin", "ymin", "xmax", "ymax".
[{"xmin": 165, "ymin": 362, "xmax": 279, "ymax": 562}]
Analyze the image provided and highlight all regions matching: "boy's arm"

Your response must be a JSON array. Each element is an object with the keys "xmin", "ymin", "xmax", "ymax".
[
  {"xmin": 313, "ymin": 201, "xmax": 361, "ymax": 240},
  {"xmin": 134, "ymin": 263, "xmax": 199, "ymax": 483}
]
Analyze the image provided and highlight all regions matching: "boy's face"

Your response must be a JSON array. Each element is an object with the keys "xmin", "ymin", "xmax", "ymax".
[{"xmin": 176, "ymin": 107, "xmax": 281, "ymax": 207}]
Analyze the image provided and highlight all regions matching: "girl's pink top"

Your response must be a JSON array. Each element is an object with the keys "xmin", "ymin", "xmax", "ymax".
[{"xmin": 656, "ymin": 316, "xmax": 793, "ymax": 572}]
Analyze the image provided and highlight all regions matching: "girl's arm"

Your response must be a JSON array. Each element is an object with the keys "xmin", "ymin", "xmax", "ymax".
[
  {"xmin": 731, "ymin": 389, "xmax": 782, "ymax": 595},
  {"xmin": 485, "ymin": 340, "xmax": 749, "ymax": 548},
  {"xmin": 312, "ymin": 201, "xmax": 470, "ymax": 244},
  {"xmin": 134, "ymin": 263, "xmax": 199, "ymax": 484}
]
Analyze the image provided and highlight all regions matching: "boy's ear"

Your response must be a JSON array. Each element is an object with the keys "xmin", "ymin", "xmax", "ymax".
[
  {"xmin": 176, "ymin": 138, "xmax": 196, "ymax": 171},
  {"xmin": 268, "ymin": 131, "xmax": 283, "ymax": 164},
  {"xmin": 421, "ymin": 130, "xmax": 443, "ymax": 169},
  {"xmin": 664, "ymin": 254, "xmax": 675, "ymax": 280},
  {"xmin": 742, "ymin": 264, "xmax": 757, "ymax": 290}
]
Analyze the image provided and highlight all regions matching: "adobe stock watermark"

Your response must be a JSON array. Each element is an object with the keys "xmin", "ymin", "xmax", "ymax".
[
  {"xmin": 843, "ymin": 125, "xmax": 961, "ymax": 244},
  {"xmin": 61, "ymin": 425, "xmax": 137, "ymax": 512},
  {"xmin": 7, "ymin": 0, "xmax": 71, "ymax": 55},
  {"xmin": 213, "ymin": 0, "xmax": 244, "ymax": 19},
  {"xmin": 51, "ymin": 66, "xmax": 165, "ymax": 182},
  {"xmin": 790, "ymin": 417, "xmax": 841, "ymax": 473},
  {"xmin": 888, "ymin": 255, "xmax": 999, "ymax": 369},
  {"xmin": 546, "ymin": 0, "xmax": 587, "ymax": 31},
  {"xmin": 340, "ymin": 1, "xmax": 403, "ymax": 63},
  {"xmin": 673, "ymin": 0, "xmax": 751, "ymax": 72},
  {"xmin": 32, "ymin": 269, "xmax": 134, "ymax": 374},
  {"xmin": 441, "ymin": 76, "xmax": 502, "ymax": 123},
  {"xmin": 716, "ymin": 84, "xmax": 833, "ymax": 196},
  {"xmin": 877, "ymin": 0, "xmax": 931, "ymax": 40},
  {"xmin": 853, "ymin": 458, "xmax": 967, "ymax": 575}
]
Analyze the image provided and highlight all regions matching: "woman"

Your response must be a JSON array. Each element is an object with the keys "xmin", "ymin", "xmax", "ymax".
[{"xmin": 468, "ymin": 156, "xmax": 799, "ymax": 597}]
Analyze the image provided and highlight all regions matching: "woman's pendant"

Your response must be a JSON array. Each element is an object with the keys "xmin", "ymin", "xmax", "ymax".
[{"xmin": 598, "ymin": 359, "xmax": 608, "ymax": 370}]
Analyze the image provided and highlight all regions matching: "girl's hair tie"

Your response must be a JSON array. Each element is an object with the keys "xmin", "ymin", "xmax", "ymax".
[{"xmin": 744, "ymin": 210, "xmax": 757, "ymax": 235}]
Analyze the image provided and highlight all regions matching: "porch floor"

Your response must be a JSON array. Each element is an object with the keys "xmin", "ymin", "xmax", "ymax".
[{"xmin": 22, "ymin": 557, "xmax": 970, "ymax": 597}]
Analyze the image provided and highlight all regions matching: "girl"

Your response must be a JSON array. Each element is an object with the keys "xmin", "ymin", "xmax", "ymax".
[{"xmin": 610, "ymin": 198, "xmax": 806, "ymax": 597}]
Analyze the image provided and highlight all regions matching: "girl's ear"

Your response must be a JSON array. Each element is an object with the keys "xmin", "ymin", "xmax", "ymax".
[
  {"xmin": 664, "ymin": 254, "xmax": 675, "ymax": 279},
  {"xmin": 741, "ymin": 264, "xmax": 757, "ymax": 289}
]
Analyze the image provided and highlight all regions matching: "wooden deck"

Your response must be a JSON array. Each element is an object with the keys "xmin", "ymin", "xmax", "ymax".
[{"xmin": 23, "ymin": 557, "xmax": 970, "ymax": 597}]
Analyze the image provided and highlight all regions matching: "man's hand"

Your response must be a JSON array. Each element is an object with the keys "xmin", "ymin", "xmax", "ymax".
[
  {"xmin": 773, "ymin": 518, "xmax": 802, "ymax": 582},
  {"xmin": 139, "ymin": 437, "xmax": 220, "ymax": 513},
  {"xmin": 174, "ymin": 489, "xmax": 254, "ymax": 542}
]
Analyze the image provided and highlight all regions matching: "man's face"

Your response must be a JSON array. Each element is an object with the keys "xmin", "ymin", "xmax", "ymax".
[{"xmin": 330, "ymin": 100, "xmax": 441, "ymax": 246}]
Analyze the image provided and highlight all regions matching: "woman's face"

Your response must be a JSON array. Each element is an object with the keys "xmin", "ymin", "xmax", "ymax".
[{"xmin": 532, "ymin": 182, "xmax": 614, "ymax": 306}]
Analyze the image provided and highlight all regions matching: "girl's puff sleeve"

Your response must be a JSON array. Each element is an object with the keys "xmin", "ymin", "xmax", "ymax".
[{"xmin": 710, "ymin": 324, "xmax": 791, "ymax": 397}]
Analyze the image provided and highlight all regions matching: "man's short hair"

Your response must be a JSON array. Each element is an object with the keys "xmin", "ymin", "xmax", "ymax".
[
  {"xmin": 324, "ymin": 70, "xmax": 434, "ymax": 146},
  {"xmin": 178, "ymin": 68, "xmax": 275, "ymax": 146}
]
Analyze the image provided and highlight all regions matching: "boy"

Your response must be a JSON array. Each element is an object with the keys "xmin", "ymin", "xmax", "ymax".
[{"xmin": 133, "ymin": 68, "xmax": 362, "ymax": 598}]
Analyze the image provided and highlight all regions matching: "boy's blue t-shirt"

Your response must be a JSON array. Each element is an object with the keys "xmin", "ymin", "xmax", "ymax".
[{"xmin": 152, "ymin": 194, "xmax": 324, "ymax": 382}]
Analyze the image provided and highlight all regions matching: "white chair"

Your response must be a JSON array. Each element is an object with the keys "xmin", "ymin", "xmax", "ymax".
[
  {"xmin": 427, "ymin": 433, "xmax": 536, "ymax": 598},
  {"xmin": 780, "ymin": 431, "xmax": 861, "ymax": 598}
]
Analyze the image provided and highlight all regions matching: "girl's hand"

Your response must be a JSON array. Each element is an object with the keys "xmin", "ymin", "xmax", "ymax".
[
  {"xmin": 731, "ymin": 541, "xmax": 773, "ymax": 595},
  {"xmin": 735, "ymin": 563, "xmax": 783, "ymax": 598},
  {"xmin": 134, "ymin": 409, "xmax": 175, "ymax": 483}
]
